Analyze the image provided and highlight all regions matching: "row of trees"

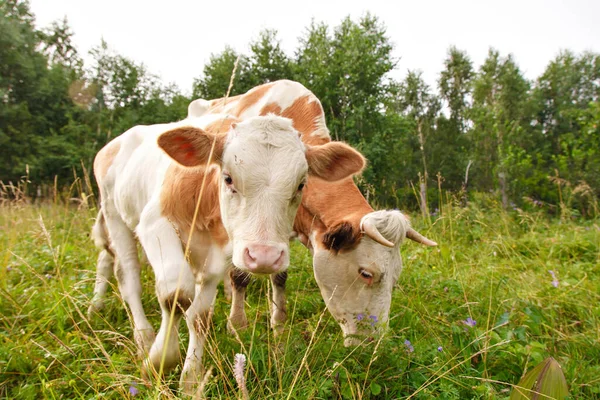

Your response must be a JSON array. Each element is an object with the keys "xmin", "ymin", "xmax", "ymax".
[{"xmin": 2, "ymin": 0, "xmax": 599, "ymax": 215}]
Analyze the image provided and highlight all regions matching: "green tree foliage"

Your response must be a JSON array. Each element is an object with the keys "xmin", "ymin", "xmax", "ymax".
[
  {"xmin": 528, "ymin": 51, "xmax": 600, "ymax": 209},
  {"xmin": 431, "ymin": 47, "xmax": 474, "ymax": 191},
  {"xmin": 192, "ymin": 47, "xmax": 256, "ymax": 99},
  {"xmin": 469, "ymin": 49, "xmax": 530, "ymax": 206},
  {"xmin": 249, "ymin": 29, "xmax": 292, "ymax": 83},
  {"xmin": 293, "ymin": 15, "xmax": 404, "ymax": 204},
  {"xmin": 395, "ymin": 70, "xmax": 441, "ymax": 214},
  {"xmin": 0, "ymin": 0, "xmax": 188, "ymax": 187}
]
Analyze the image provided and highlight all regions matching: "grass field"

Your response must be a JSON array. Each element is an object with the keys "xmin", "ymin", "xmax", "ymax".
[{"xmin": 1, "ymin": 194, "xmax": 599, "ymax": 399}]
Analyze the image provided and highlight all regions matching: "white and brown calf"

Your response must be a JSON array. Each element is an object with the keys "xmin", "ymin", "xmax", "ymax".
[
  {"xmin": 189, "ymin": 80, "xmax": 437, "ymax": 345},
  {"xmin": 89, "ymin": 113, "xmax": 365, "ymax": 394}
]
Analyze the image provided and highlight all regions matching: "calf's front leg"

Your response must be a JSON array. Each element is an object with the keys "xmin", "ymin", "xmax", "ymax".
[
  {"xmin": 270, "ymin": 271, "xmax": 288, "ymax": 334},
  {"xmin": 137, "ymin": 213, "xmax": 196, "ymax": 376},
  {"xmin": 180, "ymin": 248, "xmax": 225, "ymax": 395},
  {"xmin": 228, "ymin": 268, "xmax": 251, "ymax": 332}
]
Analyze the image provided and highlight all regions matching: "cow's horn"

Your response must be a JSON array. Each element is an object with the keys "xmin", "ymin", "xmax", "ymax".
[
  {"xmin": 360, "ymin": 218, "xmax": 394, "ymax": 248},
  {"xmin": 406, "ymin": 228, "xmax": 438, "ymax": 246}
]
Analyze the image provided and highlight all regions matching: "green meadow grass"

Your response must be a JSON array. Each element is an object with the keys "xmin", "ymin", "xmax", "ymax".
[{"xmin": 1, "ymin": 196, "xmax": 599, "ymax": 399}]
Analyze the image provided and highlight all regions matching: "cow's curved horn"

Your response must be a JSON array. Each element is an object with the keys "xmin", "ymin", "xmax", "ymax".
[
  {"xmin": 406, "ymin": 228, "xmax": 438, "ymax": 246},
  {"xmin": 360, "ymin": 218, "xmax": 394, "ymax": 248}
]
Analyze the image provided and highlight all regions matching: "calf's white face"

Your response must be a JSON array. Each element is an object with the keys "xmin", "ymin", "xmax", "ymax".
[
  {"xmin": 220, "ymin": 117, "xmax": 308, "ymax": 274},
  {"xmin": 158, "ymin": 115, "xmax": 366, "ymax": 276},
  {"xmin": 312, "ymin": 210, "xmax": 409, "ymax": 346}
]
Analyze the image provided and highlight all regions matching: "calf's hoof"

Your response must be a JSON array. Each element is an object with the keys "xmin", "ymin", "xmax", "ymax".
[
  {"xmin": 227, "ymin": 315, "xmax": 249, "ymax": 334},
  {"xmin": 134, "ymin": 328, "xmax": 156, "ymax": 358},
  {"xmin": 87, "ymin": 299, "xmax": 105, "ymax": 319}
]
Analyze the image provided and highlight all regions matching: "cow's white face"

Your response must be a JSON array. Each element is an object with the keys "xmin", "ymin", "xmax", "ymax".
[
  {"xmin": 312, "ymin": 210, "xmax": 409, "ymax": 346},
  {"xmin": 220, "ymin": 117, "xmax": 307, "ymax": 274},
  {"xmin": 158, "ymin": 115, "xmax": 366, "ymax": 276}
]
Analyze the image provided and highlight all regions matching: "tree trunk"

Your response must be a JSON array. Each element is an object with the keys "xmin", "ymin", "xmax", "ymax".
[{"xmin": 417, "ymin": 121, "xmax": 429, "ymax": 218}]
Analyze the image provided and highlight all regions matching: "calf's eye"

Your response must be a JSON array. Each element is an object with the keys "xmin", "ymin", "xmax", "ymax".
[
  {"xmin": 297, "ymin": 183, "xmax": 305, "ymax": 191},
  {"xmin": 224, "ymin": 175, "xmax": 233, "ymax": 185}
]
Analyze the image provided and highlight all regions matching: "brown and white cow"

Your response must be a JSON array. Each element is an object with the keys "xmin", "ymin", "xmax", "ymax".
[
  {"xmin": 189, "ymin": 80, "xmax": 437, "ymax": 346},
  {"xmin": 89, "ymin": 112, "xmax": 365, "ymax": 393}
]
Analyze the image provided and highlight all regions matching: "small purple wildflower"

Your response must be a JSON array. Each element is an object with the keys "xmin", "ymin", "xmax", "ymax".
[
  {"xmin": 356, "ymin": 313, "xmax": 364, "ymax": 321},
  {"xmin": 128, "ymin": 382, "xmax": 138, "ymax": 396},
  {"xmin": 464, "ymin": 317, "xmax": 477, "ymax": 327},
  {"xmin": 404, "ymin": 339, "xmax": 414, "ymax": 353},
  {"xmin": 548, "ymin": 270, "xmax": 559, "ymax": 288},
  {"xmin": 369, "ymin": 315, "xmax": 378, "ymax": 327},
  {"xmin": 6, "ymin": 266, "xmax": 12, "ymax": 272},
  {"xmin": 44, "ymin": 274, "xmax": 52, "ymax": 280},
  {"xmin": 437, "ymin": 346, "xmax": 443, "ymax": 352}
]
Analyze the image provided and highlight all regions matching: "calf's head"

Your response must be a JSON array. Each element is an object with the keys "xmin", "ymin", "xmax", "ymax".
[
  {"xmin": 312, "ymin": 210, "xmax": 437, "ymax": 346},
  {"xmin": 158, "ymin": 115, "xmax": 365, "ymax": 275}
]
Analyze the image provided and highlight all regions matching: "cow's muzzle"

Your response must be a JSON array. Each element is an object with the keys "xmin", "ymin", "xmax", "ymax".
[{"xmin": 242, "ymin": 243, "xmax": 286, "ymax": 274}]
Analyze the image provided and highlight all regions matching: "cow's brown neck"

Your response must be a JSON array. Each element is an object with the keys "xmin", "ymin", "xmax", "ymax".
[{"xmin": 294, "ymin": 176, "xmax": 373, "ymax": 252}]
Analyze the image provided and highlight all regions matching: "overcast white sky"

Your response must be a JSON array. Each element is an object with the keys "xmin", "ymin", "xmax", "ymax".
[{"xmin": 29, "ymin": 0, "xmax": 600, "ymax": 95}]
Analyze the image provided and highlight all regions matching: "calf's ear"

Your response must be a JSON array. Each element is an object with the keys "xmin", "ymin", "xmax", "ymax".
[
  {"xmin": 322, "ymin": 221, "xmax": 361, "ymax": 253},
  {"xmin": 158, "ymin": 127, "xmax": 226, "ymax": 167},
  {"xmin": 306, "ymin": 142, "xmax": 365, "ymax": 182}
]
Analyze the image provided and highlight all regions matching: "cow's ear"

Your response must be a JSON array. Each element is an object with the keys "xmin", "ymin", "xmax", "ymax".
[
  {"xmin": 306, "ymin": 142, "xmax": 365, "ymax": 182},
  {"xmin": 158, "ymin": 126, "xmax": 226, "ymax": 167},
  {"xmin": 322, "ymin": 221, "xmax": 361, "ymax": 253}
]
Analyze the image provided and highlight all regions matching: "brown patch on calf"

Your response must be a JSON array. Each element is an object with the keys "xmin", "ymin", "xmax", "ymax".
[
  {"xmin": 204, "ymin": 117, "xmax": 238, "ymax": 135},
  {"xmin": 164, "ymin": 292, "xmax": 193, "ymax": 314},
  {"xmin": 281, "ymin": 95, "xmax": 330, "ymax": 146},
  {"xmin": 230, "ymin": 268, "xmax": 251, "ymax": 289},
  {"xmin": 93, "ymin": 141, "xmax": 121, "ymax": 182},
  {"xmin": 272, "ymin": 271, "xmax": 288, "ymax": 288},
  {"xmin": 260, "ymin": 102, "xmax": 283, "ymax": 116},
  {"xmin": 232, "ymin": 83, "xmax": 275, "ymax": 116},
  {"xmin": 208, "ymin": 94, "xmax": 242, "ymax": 114},
  {"xmin": 160, "ymin": 164, "xmax": 223, "ymax": 240},
  {"xmin": 159, "ymin": 118, "xmax": 235, "ymax": 249}
]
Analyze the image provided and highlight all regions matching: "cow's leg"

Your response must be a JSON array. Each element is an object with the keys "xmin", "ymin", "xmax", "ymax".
[
  {"xmin": 137, "ymin": 212, "xmax": 196, "ymax": 376},
  {"xmin": 88, "ymin": 210, "xmax": 114, "ymax": 317},
  {"xmin": 180, "ymin": 247, "xmax": 224, "ymax": 395},
  {"xmin": 270, "ymin": 271, "xmax": 288, "ymax": 334},
  {"xmin": 88, "ymin": 249, "xmax": 114, "ymax": 316},
  {"xmin": 102, "ymin": 211, "xmax": 155, "ymax": 355},
  {"xmin": 222, "ymin": 268, "xmax": 232, "ymax": 301},
  {"xmin": 228, "ymin": 268, "xmax": 251, "ymax": 332}
]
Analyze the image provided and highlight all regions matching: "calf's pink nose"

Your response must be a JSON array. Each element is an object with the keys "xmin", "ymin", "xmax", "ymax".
[{"xmin": 243, "ymin": 244, "xmax": 285, "ymax": 273}]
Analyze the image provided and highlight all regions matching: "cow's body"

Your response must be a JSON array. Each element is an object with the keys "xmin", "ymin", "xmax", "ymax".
[
  {"xmin": 189, "ymin": 80, "xmax": 437, "ymax": 345},
  {"xmin": 90, "ymin": 111, "xmax": 365, "ymax": 393}
]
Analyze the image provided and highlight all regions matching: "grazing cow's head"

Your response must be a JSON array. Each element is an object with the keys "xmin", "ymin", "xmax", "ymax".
[
  {"xmin": 158, "ymin": 115, "xmax": 365, "ymax": 275},
  {"xmin": 311, "ymin": 210, "xmax": 437, "ymax": 346}
]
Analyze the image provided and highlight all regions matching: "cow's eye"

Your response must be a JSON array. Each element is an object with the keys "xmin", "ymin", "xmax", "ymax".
[
  {"xmin": 224, "ymin": 174, "xmax": 233, "ymax": 185},
  {"xmin": 297, "ymin": 182, "xmax": 305, "ymax": 191},
  {"xmin": 359, "ymin": 269, "xmax": 373, "ymax": 279},
  {"xmin": 359, "ymin": 268, "xmax": 374, "ymax": 285}
]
